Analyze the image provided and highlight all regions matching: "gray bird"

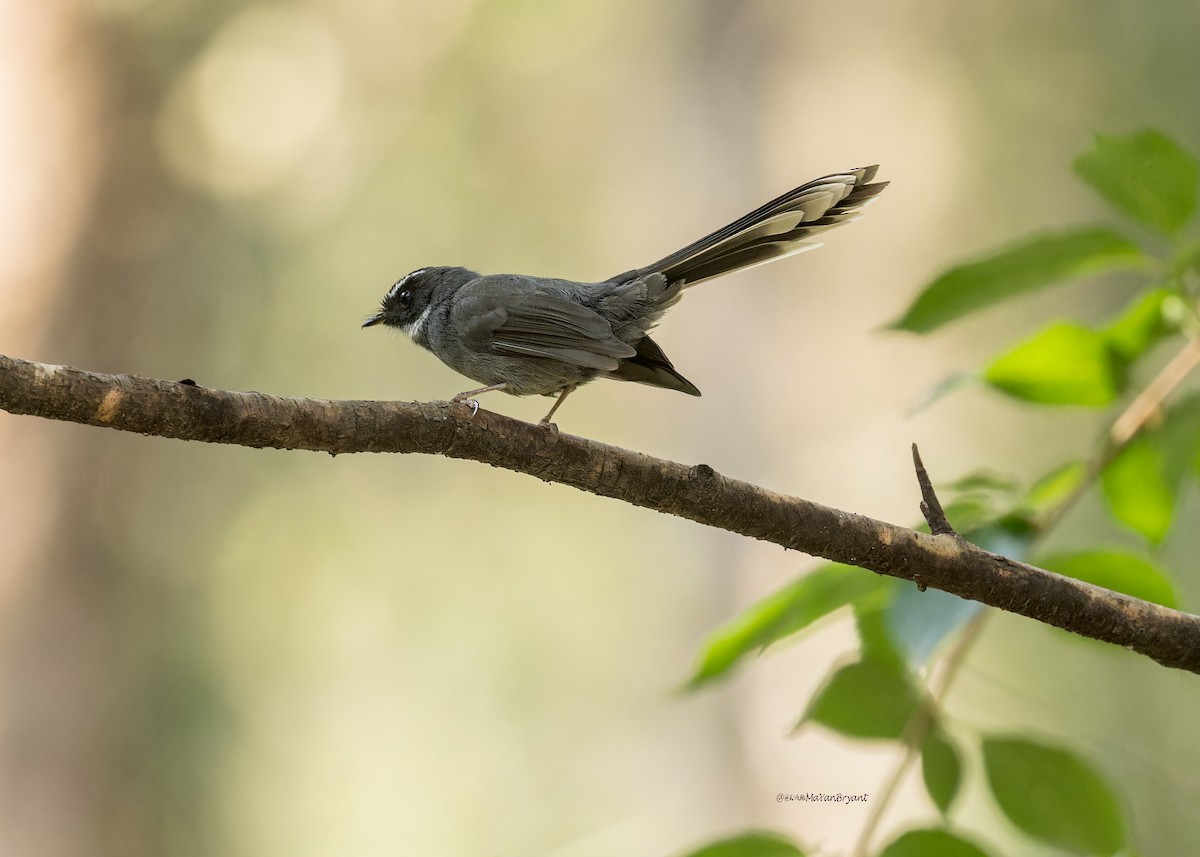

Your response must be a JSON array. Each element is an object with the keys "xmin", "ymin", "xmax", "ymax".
[{"xmin": 363, "ymin": 166, "xmax": 887, "ymax": 424}]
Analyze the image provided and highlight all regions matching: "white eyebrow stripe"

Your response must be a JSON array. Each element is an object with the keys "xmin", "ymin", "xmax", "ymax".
[{"xmin": 388, "ymin": 268, "xmax": 427, "ymax": 300}]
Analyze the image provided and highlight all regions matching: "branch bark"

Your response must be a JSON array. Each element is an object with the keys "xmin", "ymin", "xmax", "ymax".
[{"xmin": 4, "ymin": 351, "xmax": 1200, "ymax": 674}]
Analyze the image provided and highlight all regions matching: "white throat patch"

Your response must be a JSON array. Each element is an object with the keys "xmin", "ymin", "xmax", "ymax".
[{"xmin": 402, "ymin": 304, "xmax": 433, "ymax": 343}]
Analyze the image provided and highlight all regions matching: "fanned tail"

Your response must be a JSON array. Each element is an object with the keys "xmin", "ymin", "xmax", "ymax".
[
  {"xmin": 605, "ymin": 166, "xmax": 886, "ymax": 397},
  {"xmin": 641, "ymin": 166, "xmax": 887, "ymax": 287}
]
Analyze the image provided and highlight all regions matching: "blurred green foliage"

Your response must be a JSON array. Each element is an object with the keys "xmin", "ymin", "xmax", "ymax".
[
  {"xmin": 685, "ymin": 129, "xmax": 1200, "ymax": 856},
  {"xmin": 679, "ymin": 831, "xmax": 808, "ymax": 857}
]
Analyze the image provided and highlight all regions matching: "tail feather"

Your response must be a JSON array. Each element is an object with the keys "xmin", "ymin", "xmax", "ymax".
[
  {"xmin": 604, "ymin": 166, "xmax": 885, "ymax": 397},
  {"xmin": 607, "ymin": 334, "xmax": 701, "ymax": 395},
  {"xmin": 642, "ymin": 166, "xmax": 887, "ymax": 287}
]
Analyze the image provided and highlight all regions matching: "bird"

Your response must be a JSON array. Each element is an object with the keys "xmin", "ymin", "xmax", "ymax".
[{"xmin": 362, "ymin": 166, "xmax": 887, "ymax": 424}]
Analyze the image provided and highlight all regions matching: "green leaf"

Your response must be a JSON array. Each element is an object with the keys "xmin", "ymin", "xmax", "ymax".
[
  {"xmin": 1025, "ymin": 461, "xmax": 1087, "ymax": 517},
  {"xmin": 887, "ymin": 585, "xmax": 983, "ymax": 668},
  {"xmin": 686, "ymin": 565, "xmax": 889, "ymax": 688},
  {"xmin": 963, "ymin": 519, "xmax": 1034, "ymax": 561},
  {"xmin": 802, "ymin": 658, "xmax": 920, "ymax": 740},
  {"xmin": 935, "ymin": 471, "xmax": 1027, "ymax": 534},
  {"xmin": 1101, "ymin": 435, "xmax": 1176, "ymax": 544},
  {"xmin": 944, "ymin": 471, "xmax": 1021, "ymax": 494},
  {"xmin": 921, "ymin": 729, "xmax": 963, "ymax": 815},
  {"xmin": 1074, "ymin": 130, "xmax": 1199, "ymax": 236},
  {"xmin": 909, "ymin": 372, "xmax": 979, "ymax": 414},
  {"xmin": 944, "ymin": 471, "xmax": 1024, "ymax": 510},
  {"xmin": 983, "ymin": 736, "xmax": 1127, "ymax": 855},
  {"xmin": 680, "ymin": 832, "xmax": 806, "ymax": 857},
  {"xmin": 1103, "ymin": 287, "xmax": 1177, "ymax": 362},
  {"xmin": 892, "ymin": 227, "xmax": 1143, "ymax": 333},
  {"xmin": 880, "ymin": 829, "xmax": 993, "ymax": 857},
  {"xmin": 985, "ymin": 322, "xmax": 1120, "ymax": 406},
  {"xmin": 1036, "ymin": 550, "xmax": 1178, "ymax": 608},
  {"xmin": 1098, "ymin": 396, "xmax": 1200, "ymax": 544},
  {"xmin": 1155, "ymin": 392, "xmax": 1200, "ymax": 479},
  {"xmin": 1172, "ymin": 238, "xmax": 1200, "ymax": 279},
  {"xmin": 854, "ymin": 597, "xmax": 904, "ymax": 666},
  {"xmin": 938, "ymin": 501, "xmax": 1010, "ymax": 537}
]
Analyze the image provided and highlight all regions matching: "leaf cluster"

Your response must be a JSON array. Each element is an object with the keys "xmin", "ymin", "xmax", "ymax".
[{"xmin": 676, "ymin": 129, "xmax": 1200, "ymax": 857}]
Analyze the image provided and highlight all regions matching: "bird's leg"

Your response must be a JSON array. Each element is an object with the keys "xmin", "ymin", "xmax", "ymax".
[
  {"xmin": 539, "ymin": 385, "xmax": 577, "ymax": 426},
  {"xmin": 452, "ymin": 383, "xmax": 509, "ymax": 417}
]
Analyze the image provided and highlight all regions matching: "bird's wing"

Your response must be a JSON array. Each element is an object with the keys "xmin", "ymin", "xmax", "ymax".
[{"xmin": 451, "ymin": 289, "xmax": 636, "ymax": 371}]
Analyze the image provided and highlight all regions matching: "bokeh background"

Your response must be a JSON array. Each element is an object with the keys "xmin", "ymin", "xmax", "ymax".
[{"xmin": 3, "ymin": 2, "xmax": 1200, "ymax": 855}]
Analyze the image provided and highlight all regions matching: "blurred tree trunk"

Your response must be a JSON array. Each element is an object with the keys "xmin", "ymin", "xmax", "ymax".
[{"xmin": 1, "ymin": 7, "xmax": 249, "ymax": 856}]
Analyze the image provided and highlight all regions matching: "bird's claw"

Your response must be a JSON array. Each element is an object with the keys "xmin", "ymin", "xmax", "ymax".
[{"xmin": 449, "ymin": 393, "xmax": 480, "ymax": 417}]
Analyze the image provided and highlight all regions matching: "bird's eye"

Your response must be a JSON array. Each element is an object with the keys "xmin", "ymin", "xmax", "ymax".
[{"xmin": 396, "ymin": 288, "xmax": 413, "ymax": 306}]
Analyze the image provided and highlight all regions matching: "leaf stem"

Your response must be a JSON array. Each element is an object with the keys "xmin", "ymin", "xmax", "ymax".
[
  {"xmin": 851, "ymin": 612, "xmax": 988, "ymax": 857},
  {"xmin": 1109, "ymin": 336, "xmax": 1200, "ymax": 446},
  {"xmin": 1038, "ymin": 334, "xmax": 1200, "ymax": 533}
]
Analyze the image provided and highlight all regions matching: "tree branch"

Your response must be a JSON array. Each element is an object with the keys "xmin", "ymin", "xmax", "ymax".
[{"xmin": 4, "ymin": 352, "xmax": 1200, "ymax": 674}]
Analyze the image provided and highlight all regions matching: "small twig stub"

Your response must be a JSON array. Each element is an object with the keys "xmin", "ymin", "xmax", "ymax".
[{"xmin": 911, "ymin": 443, "xmax": 956, "ymax": 536}]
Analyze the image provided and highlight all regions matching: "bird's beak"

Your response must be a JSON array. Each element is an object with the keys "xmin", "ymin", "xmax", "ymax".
[{"xmin": 362, "ymin": 313, "xmax": 385, "ymax": 328}]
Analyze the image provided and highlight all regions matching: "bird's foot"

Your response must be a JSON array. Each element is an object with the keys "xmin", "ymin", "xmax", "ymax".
[
  {"xmin": 449, "ymin": 393, "xmax": 481, "ymax": 418},
  {"xmin": 538, "ymin": 417, "xmax": 561, "ymax": 441},
  {"xmin": 451, "ymin": 383, "xmax": 509, "ymax": 418}
]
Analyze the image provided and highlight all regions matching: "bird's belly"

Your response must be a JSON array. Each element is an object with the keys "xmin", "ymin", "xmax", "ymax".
[{"xmin": 433, "ymin": 345, "xmax": 599, "ymax": 396}]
